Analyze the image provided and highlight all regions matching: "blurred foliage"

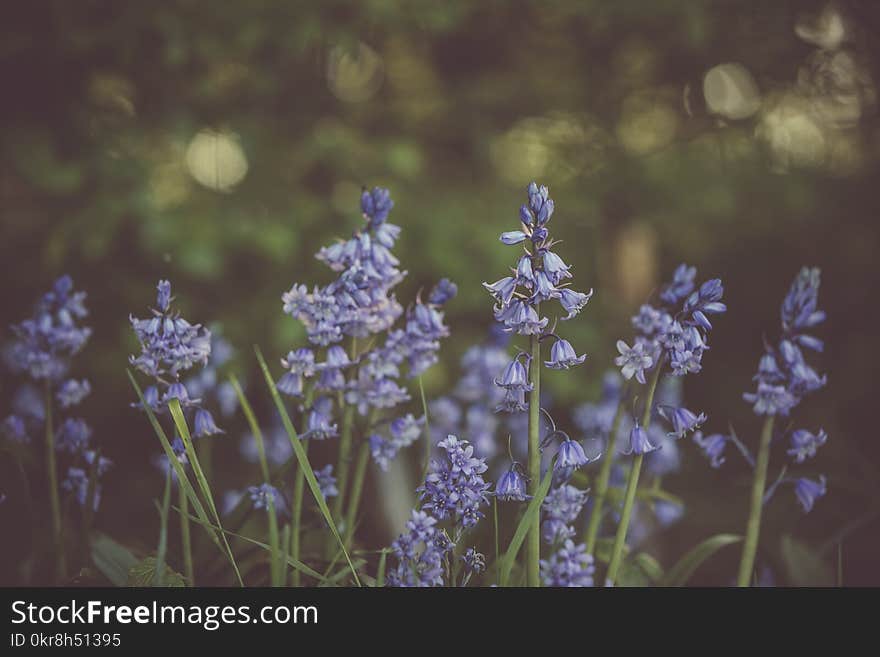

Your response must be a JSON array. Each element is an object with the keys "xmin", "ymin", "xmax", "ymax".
[{"xmin": 1, "ymin": 0, "xmax": 879, "ymax": 585}]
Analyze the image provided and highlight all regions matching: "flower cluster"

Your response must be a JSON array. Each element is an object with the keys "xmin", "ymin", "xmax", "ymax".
[
  {"xmin": 3, "ymin": 277, "xmax": 109, "ymax": 511},
  {"xmin": 7, "ymin": 275, "xmax": 92, "ymax": 381},
  {"xmin": 540, "ymin": 484, "xmax": 594, "ymax": 586},
  {"xmin": 743, "ymin": 267, "xmax": 827, "ymax": 416},
  {"xmin": 369, "ymin": 413, "xmax": 425, "ymax": 471},
  {"xmin": 248, "ymin": 483, "xmax": 287, "ymax": 516},
  {"xmin": 386, "ymin": 510, "xmax": 453, "ymax": 587},
  {"xmin": 483, "ymin": 182, "xmax": 592, "ymax": 412},
  {"xmin": 419, "ymin": 435, "xmax": 491, "ymax": 530},
  {"xmin": 130, "ymin": 280, "xmax": 221, "ymax": 441},
  {"xmin": 613, "ymin": 264, "xmax": 725, "ymax": 455}
]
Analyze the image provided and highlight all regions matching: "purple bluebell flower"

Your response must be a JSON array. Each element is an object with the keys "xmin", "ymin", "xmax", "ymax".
[
  {"xmin": 387, "ymin": 510, "xmax": 452, "ymax": 587},
  {"xmin": 654, "ymin": 500, "xmax": 685, "ymax": 527},
  {"xmin": 556, "ymin": 438, "xmax": 591, "ymax": 470},
  {"xmin": 659, "ymin": 264, "xmax": 697, "ymax": 306},
  {"xmin": 545, "ymin": 338, "xmax": 586, "ymax": 370},
  {"xmin": 540, "ymin": 540, "xmax": 595, "ymax": 587},
  {"xmin": 559, "ymin": 288, "xmax": 593, "ymax": 321},
  {"xmin": 428, "ymin": 278, "xmax": 457, "ymax": 306},
  {"xmin": 495, "ymin": 464, "xmax": 530, "ymax": 502},
  {"xmin": 56, "ymin": 379, "xmax": 91, "ymax": 408},
  {"xmin": 622, "ymin": 423, "xmax": 659, "ymax": 455},
  {"xmin": 461, "ymin": 547, "xmax": 486, "ymax": 575},
  {"xmin": 62, "ymin": 467, "xmax": 101, "ymax": 511},
  {"xmin": 615, "ymin": 340, "xmax": 654, "ymax": 385},
  {"xmin": 369, "ymin": 414, "xmax": 425, "ymax": 470},
  {"xmin": 542, "ymin": 484, "xmax": 589, "ymax": 544},
  {"xmin": 130, "ymin": 280, "xmax": 211, "ymax": 380},
  {"xmin": 8, "ymin": 276, "xmax": 92, "ymax": 381},
  {"xmin": 658, "ymin": 406, "xmax": 707, "ymax": 439},
  {"xmin": 482, "ymin": 277, "xmax": 517, "ymax": 306},
  {"xmin": 787, "ymin": 428, "xmax": 827, "ymax": 463},
  {"xmin": 315, "ymin": 464, "xmax": 338, "ymax": 499},
  {"xmin": 781, "ymin": 267, "xmax": 826, "ymax": 346},
  {"xmin": 248, "ymin": 483, "xmax": 287, "ymax": 515},
  {"xmin": 500, "ymin": 230, "xmax": 528, "ymax": 245},
  {"xmin": 56, "ymin": 418, "xmax": 91, "ymax": 454},
  {"xmin": 420, "ymin": 435, "xmax": 490, "ymax": 530},
  {"xmin": 302, "ymin": 397, "xmax": 338, "ymax": 440},
  {"xmin": 495, "ymin": 387, "xmax": 528, "ymax": 413},
  {"xmin": 693, "ymin": 431, "xmax": 727, "ymax": 468},
  {"xmin": 494, "ymin": 355, "xmax": 533, "ymax": 391},
  {"xmin": 193, "ymin": 408, "xmax": 223, "ymax": 437},
  {"xmin": 794, "ymin": 475, "xmax": 826, "ymax": 513},
  {"xmin": 2, "ymin": 415, "xmax": 29, "ymax": 444},
  {"xmin": 744, "ymin": 382, "xmax": 799, "ymax": 416}
]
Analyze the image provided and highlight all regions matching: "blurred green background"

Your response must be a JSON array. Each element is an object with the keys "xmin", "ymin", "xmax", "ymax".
[{"xmin": 1, "ymin": 0, "xmax": 879, "ymax": 585}]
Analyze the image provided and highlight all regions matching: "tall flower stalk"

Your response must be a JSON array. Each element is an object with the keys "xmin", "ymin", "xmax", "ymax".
[
  {"xmin": 4, "ymin": 276, "xmax": 94, "ymax": 583},
  {"xmin": 605, "ymin": 264, "xmax": 726, "ymax": 585},
  {"xmin": 736, "ymin": 267, "xmax": 827, "ymax": 586},
  {"xmin": 484, "ymin": 182, "xmax": 592, "ymax": 586}
]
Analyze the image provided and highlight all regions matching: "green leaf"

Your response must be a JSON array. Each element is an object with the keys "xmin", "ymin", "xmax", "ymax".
[
  {"xmin": 255, "ymin": 345, "xmax": 362, "ymax": 586},
  {"xmin": 376, "ymin": 549, "xmax": 388, "ymax": 588},
  {"xmin": 499, "ymin": 467, "xmax": 553, "ymax": 586},
  {"xmin": 127, "ymin": 557, "xmax": 186, "ymax": 587},
  {"xmin": 661, "ymin": 533, "xmax": 742, "ymax": 586},
  {"xmin": 780, "ymin": 534, "xmax": 834, "ymax": 587},
  {"xmin": 90, "ymin": 532, "xmax": 139, "ymax": 586},
  {"xmin": 168, "ymin": 398, "xmax": 243, "ymax": 586},
  {"xmin": 618, "ymin": 552, "xmax": 665, "ymax": 586}
]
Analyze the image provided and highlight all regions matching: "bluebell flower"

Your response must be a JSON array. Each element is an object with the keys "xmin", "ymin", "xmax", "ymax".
[
  {"xmin": 302, "ymin": 397, "xmax": 338, "ymax": 440},
  {"xmin": 428, "ymin": 278, "xmax": 457, "ymax": 306},
  {"xmin": 8, "ymin": 276, "xmax": 92, "ymax": 381},
  {"xmin": 658, "ymin": 406, "xmax": 707, "ymax": 439},
  {"xmin": 494, "ymin": 355, "xmax": 533, "ymax": 391},
  {"xmin": 56, "ymin": 417, "xmax": 91, "ymax": 453},
  {"xmin": 545, "ymin": 338, "xmax": 586, "ymax": 370},
  {"xmin": 193, "ymin": 408, "xmax": 223, "ymax": 437},
  {"xmin": 130, "ymin": 280, "xmax": 211, "ymax": 380},
  {"xmin": 361, "ymin": 186, "xmax": 395, "ymax": 227},
  {"xmin": 542, "ymin": 484, "xmax": 589, "ymax": 544},
  {"xmin": 558, "ymin": 288, "xmax": 593, "ymax": 321},
  {"xmin": 420, "ymin": 435, "xmax": 490, "ymax": 530},
  {"xmin": 62, "ymin": 467, "xmax": 101, "ymax": 511},
  {"xmin": 693, "ymin": 431, "xmax": 727, "ymax": 468},
  {"xmin": 495, "ymin": 464, "xmax": 530, "ymax": 502},
  {"xmin": 387, "ymin": 510, "xmax": 451, "ymax": 587},
  {"xmin": 556, "ymin": 438, "xmax": 591, "ymax": 470},
  {"xmin": 56, "ymin": 379, "xmax": 91, "ymax": 408},
  {"xmin": 781, "ymin": 267, "xmax": 826, "ymax": 345},
  {"xmin": 162, "ymin": 382, "xmax": 199, "ymax": 409},
  {"xmin": 83, "ymin": 449, "xmax": 113, "ymax": 476},
  {"xmin": 540, "ymin": 540, "xmax": 594, "ymax": 587},
  {"xmin": 794, "ymin": 475, "xmax": 826, "ymax": 513},
  {"xmin": 622, "ymin": 423, "xmax": 659, "ymax": 455},
  {"xmin": 495, "ymin": 300, "xmax": 548, "ymax": 336},
  {"xmin": 248, "ymin": 483, "xmax": 287, "ymax": 515},
  {"xmin": 787, "ymin": 428, "xmax": 827, "ymax": 463},
  {"xmin": 495, "ymin": 388, "xmax": 528, "ymax": 413},
  {"xmin": 482, "ymin": 277, "xmax": 518, "ymax": 306},
  {"xmin": 645, "ymin": 428, "xmax": 681, "ymax": 476},
  {"xmin": 654, "ymin": 500, "xmax": 685, "ymax": 527},
  {"xmin": 500, "ymin": 230, "xmax": 528, "ymax": 245},
  {"xmin": 614, "ymin": 340, "xmax": 654, "ymax": 385},
  {"xmin": 659, "ymin": 264, "xmax": 697, "ymax": 305},
  {"xmin": 315, "ymin": 464, "xmax": 339, "ymax": 499},
  {"xmin": 369, "ymin": 413, "xmax": 425, "ymax": 470},
  {"xmin": 744, "ymin": 382, "xmax": 799, "ymax": 416},
  {"xmin": 632, "ymin": 305, "xmax": 672, "ymax": 337},
  {"xmin": 461, "ymin": 547, "xmax": 486, "ymax": 575},
  {"xmin": 2, "ymin": 415, "xmax": 29, "ymax": 444}
]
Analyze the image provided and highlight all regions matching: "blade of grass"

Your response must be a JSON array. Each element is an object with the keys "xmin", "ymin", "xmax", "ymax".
[
  {"xmin": 168, "ymin": 398, "xmax": 243, "ymax": 586},
  {"xmin": 174, "ymin": 505, "xmax": 328, "ymax": 583},
  {"xmin": 281, "ymin": 524, "xmax": 291, "ymax": 585},
  {"xmin": 230, "ymin": 375, "xmax": 270, "ymax": 482},
  {"xmin": 179, "ymin": 485, "xmax": 193, "ymax": 586},
  {"xmin": 255, "ymin": 345, "xmax": 361, "ymax": 586},
  {"xmin": 376, "ymin": 549, "xmax": 388, "ymax": 588},
  {"xmin": 267, "ymin": 495, "xmax": 281, "ymax": 586},
  {"xmin": 155, "ymin": 468, "xmax": 172, "ymax": 586},
  {"xmin": 499, "ymin": 467, "xmax": 553, "ymax": 586},
  {"xmin": 128, "ymin": 372, "xmax": 218, "ymax": 554}
]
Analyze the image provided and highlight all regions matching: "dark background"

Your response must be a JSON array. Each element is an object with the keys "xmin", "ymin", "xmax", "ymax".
[{"xmin": 1, "ymin": 0, "xmax": 878, "ymax": 585}]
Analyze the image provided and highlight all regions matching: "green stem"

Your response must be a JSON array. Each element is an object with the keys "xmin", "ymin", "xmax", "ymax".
[
  {"xmin": 179, "ymin": 485, "xmax": 194, "ymax": 585},
  {"xmin": 584, "ymin": 389, "xmax": 629, "ymax": 555},
  {"xmin": 736, "ymin": 415, "xmax": 775, "ymax": 587},
  {"xmin": 267, "ymin": 494, "xmax": 281, "ymax": 586},
  {"xmin": 155, "ymin": 468, "xmax": 172, "ymax": 586},
  {"xmin": 418, "ymin": 375, "xmax": 432, "ymax": 480},
  {"xmin": 526, "ymin": 331, "xmax": 542, "ymax": 587},
  {"xmin": 343, "ymin": 440, "xmax": 371, "ymax": 549},
  {"xmin": 290, "ymin": 439, "xmax": 310, "ymax": 586},
  {"xmin": 606, "ymin": 365, "xmax": 662, "ymax": 585},
  {"xmin": 332, "ymin": 402, "xmax": 356, "ymax": 522},
  {"xmin": 44, "ymin": 381, "xmax": 66, "ymax": 583}
]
